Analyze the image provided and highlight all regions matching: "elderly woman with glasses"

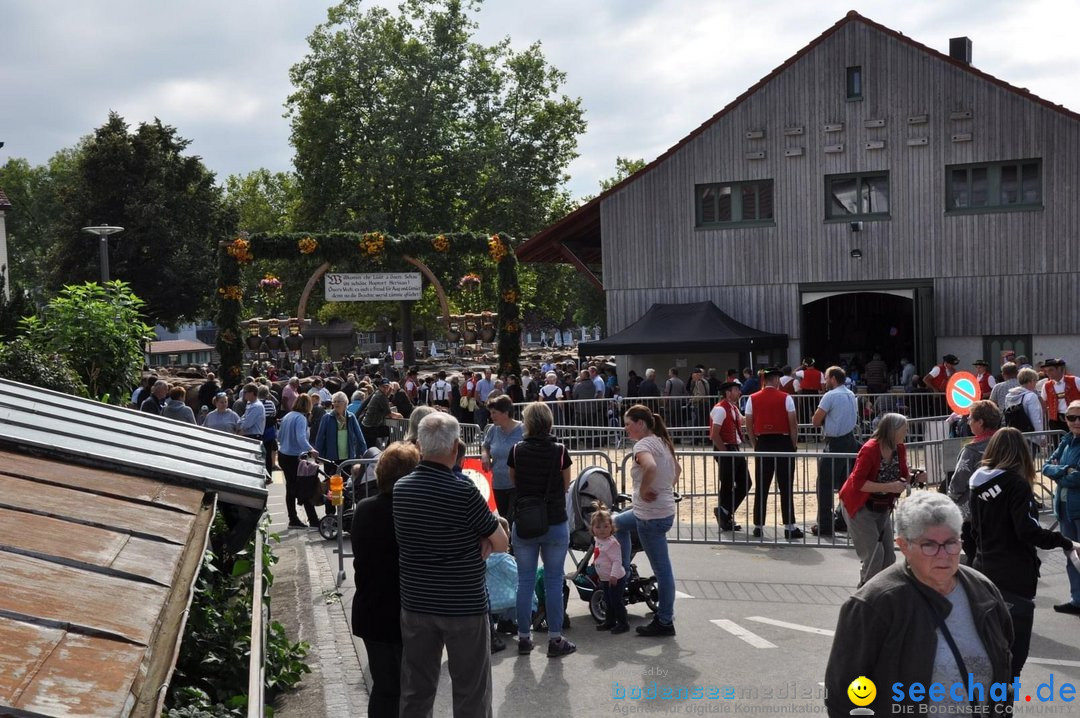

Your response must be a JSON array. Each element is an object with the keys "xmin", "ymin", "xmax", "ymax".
[
  {"xmin": 1042, "ymin": 399, "xmax": 1080, "ymax": 616},
  {"xmin": 315, "ymin": 391, "xmax": 368, "ymax": 516},
  {"xmin": 825, "ymin": 492, "xmax": 1013, "ymax": 716},
  {"xmin": 971, "ymin": 427, "xmax": 1080, "ymax": 678}
]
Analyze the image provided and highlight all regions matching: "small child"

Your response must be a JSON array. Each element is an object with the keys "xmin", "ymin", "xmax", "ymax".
[
  {"xmin": 591, "ymin": 503, "xmax": 628, "ymax": 633},
  {"xmin": 485, "ymin": 516, "xmax": 520, "ymax": 653}
]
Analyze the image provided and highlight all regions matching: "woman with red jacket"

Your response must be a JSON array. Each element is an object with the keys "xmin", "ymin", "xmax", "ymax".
[{"xmin": 839, "ymin": 413, "xmax": 926, "ymax": 587}]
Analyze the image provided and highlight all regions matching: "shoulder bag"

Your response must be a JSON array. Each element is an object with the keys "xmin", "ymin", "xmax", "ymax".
[{"xmin": 513, "ymin": 443, "xmax": 562, "ymax": 539}]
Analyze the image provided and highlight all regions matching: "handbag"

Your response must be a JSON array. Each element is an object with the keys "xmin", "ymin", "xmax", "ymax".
[
  {"xmin": 513, "ymin": 443, "xmax": 562, "ymax": 539},
  {"xmin": 297, "ymin": 454, "xmax": 322, "ymax": 504},
  {"xmin": 460, "ymin": 395, "xmax": 471, "ymax": 409}
]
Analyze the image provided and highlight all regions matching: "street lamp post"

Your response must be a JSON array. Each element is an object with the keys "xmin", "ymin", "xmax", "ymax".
[{"xmin": 82, "ymin": 225, "xmax": 124, "ymax": 283}]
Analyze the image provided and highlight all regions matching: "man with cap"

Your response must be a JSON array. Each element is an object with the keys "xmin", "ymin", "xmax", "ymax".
[
  {"xmin": 811, "ymin": 366, "xmax": 859, "ymax": 537},
  {"xmin": 709, "ymin": 380, "xmax": 752, "ymax": 531},
  {"xmin": 972, "ymin": 359, "xmax": 996, "ymax": 400},
  {"xmin": 745, "ymin": 367, "xmax": 802, "ymax": 539},
  {"xmin": 1040, "ymin": 358, "xmax": 1080, "ymax": 434}
]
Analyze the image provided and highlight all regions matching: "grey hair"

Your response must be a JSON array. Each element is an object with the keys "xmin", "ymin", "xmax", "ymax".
[
  {"xmin": 331, "ymin": 391, "xmax": 348, "ymax": 405},
  {"xmin": 406, "ymin": 405, "xmax": 437, "ymax": 442},
  {"xmin": 645, "ymin": 368, "xmax": 656, "ymax": 379},
  {"xmin": 894, "ymin": 491, "xmax": 962, "ymax": 541},
  {"xmin": 1017, "ymin": 367, "xmax": 1038, "ymax": 385},
  {"xmin": 351, "ymin": 390, "xmax": 364, "ymax": 402},
  {"xmin": 872, "ymin": 412, "xmax": 908, "ymax": 452},
  {"xmin": 522, "ymin": 401, "xmax": 553, "ymax": 437},
  {"xmin": 417, "ymin": 411, "xmax": 460, "ymax": 457}
]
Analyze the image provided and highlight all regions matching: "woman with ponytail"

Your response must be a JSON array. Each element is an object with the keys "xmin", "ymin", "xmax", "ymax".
[{"xmin": 615, "ymin": 404, "xmax": 681, "ymax": 636}]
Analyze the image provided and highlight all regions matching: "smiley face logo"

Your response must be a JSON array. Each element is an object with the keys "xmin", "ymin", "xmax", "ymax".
[{"xmin": 847, "ymin": 676, "xmax": 876, "ymax": 707}]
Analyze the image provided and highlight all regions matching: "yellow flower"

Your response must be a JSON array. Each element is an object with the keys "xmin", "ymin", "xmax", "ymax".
[
  {"xmin": 432, "ymin": 234, "xmax": 450, "ymax": 252},
  {"xmin": 360, "ymin": 232, "xmax": 385, "ymax": 257},
  {"xmin": 298, "ymin": 237, "xmax": 318, "ymax": 254},
  {"xmin": 488, "ymin": 234, "xmax": 507, "ymax": 263},
  {"xmin": 226, "ymin": 237, "xmax": 253, "ymax": 263},
  {"xmin": 217, "ymin": 285, "xmax": 244, "ymax": 301}
]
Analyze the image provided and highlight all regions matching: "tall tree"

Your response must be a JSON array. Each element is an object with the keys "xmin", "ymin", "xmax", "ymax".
[
  {"xmin": 287, "ymin": 0, "xmax": 585, "ymax": 239},
  {"xmin": 45, "ymin": 113, "xmax": 233, "ymax": 328},
  {"xmin": 222, "ymin": 169, "xmax": 300, "ymax": 234}
]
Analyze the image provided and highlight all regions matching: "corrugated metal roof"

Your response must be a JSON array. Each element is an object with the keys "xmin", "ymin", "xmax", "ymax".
[
  {"xmin": 0, "ymin": 378, "xmax": 268, "ymax": 508},
  {"xmin": 0, "ymin": 378, "xmax": 270, "ymax": 716},
  {"xmin": 149, "ymin": 339, "xmax": 215, "ymax": 353}
]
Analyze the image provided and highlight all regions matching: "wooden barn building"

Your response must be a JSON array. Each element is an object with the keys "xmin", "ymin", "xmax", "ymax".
[{"xmin": 518, "ymin": 11, "xmax": 1080, "ymax": 379}]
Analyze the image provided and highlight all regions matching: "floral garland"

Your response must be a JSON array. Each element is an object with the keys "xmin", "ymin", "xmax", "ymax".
[
  {"xmin": 298, "ymin": 236, "xmax": 318, "ymax": 254},
  {"xmin": 432, "ymin": 234, "xmax": 450, "ymax": 252},
  {"xmin": 226, "ymin": 237, "xmax": 253, "ymax": 263},
  {"xmin": 488, "ymin": 234, "xmax": 507, "ymax": 263},
  {"xmin": 501, "ymin": 289, "xmax": 519, "ymax": 304},
  {"xmin": 459, "ymin": 272, "xmax": 482, "ymax": 290},
  {"xmin": 218, "ymin": 285, "xmax": 243, "ymax": 301},
  {"xmin": 359, "ymin": 232, "xmax": 386, "ymax": 258}
]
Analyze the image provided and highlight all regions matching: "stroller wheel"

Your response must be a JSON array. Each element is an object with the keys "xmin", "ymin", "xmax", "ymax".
[
  {"xmin": 589, "ymin": 589, "xmax": 607, "ymax": 624},
  {"xmin": 643, "ymin": 579, "xmax": 659, "ymax": 613},
  {"xmin": 318, "ymin": 514, "xmax": 340, "ymax": 541}
]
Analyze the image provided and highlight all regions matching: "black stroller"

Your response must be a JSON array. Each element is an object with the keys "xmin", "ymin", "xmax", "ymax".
[
  {"xmin": 566, "ymin": 466, "xmax": 660, "ymax": 623},
  {"xmin": 315, "ymin": 448, "xmax": 382, "ymax": 540}
]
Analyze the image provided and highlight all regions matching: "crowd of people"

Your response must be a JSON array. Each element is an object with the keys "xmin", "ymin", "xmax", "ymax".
[{"xmin": 128, "ymin": 350, "xmax": 1080, "ymax": 715}]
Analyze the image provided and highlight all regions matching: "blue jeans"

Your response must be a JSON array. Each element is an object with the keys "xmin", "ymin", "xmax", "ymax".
[
  {"xmin": 512, "ymin": 520, "xmax": 570, "ymax": 636},
  {"xmin": 1058, "ymin": 501, "xmax": 1080, "ymax": 604},
  {"xmin": 614, "ymin": 511, "xmax": 675, "ymax": 624}
]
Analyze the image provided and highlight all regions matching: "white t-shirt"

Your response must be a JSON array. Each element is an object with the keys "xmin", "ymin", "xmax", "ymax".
[
  {"xmin": 539, "ymin": 384, "xmax": 563, "ymax": 401},
  {"xmin": 431, "ymin": 379, "xmax": 450, "ymax": 402},
  {"xmin": 631, "ymin": 435, "xmax": 679, "ymax": 520},
  {"xmin": 709, "ymin": 404, "xmax": 743, "ymax": 446}
]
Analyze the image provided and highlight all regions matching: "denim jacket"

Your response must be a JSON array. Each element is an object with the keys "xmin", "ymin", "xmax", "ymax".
[{"xmin": 1042, "ymin": 432, "xmax": 1080, "ymax": 520}]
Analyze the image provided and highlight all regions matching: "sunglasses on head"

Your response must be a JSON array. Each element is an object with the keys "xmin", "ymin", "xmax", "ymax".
[{"xmin": 1067, "ymin": 415, "xmax": 1080, "ymax": 422}]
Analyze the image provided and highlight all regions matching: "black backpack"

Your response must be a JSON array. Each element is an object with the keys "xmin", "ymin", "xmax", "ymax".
[{"xmin": 1002, "ymin": 397, "xmax": 1035, "ymax": 433}]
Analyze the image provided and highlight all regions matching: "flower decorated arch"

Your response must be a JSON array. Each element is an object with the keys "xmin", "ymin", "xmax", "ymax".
[{"xmin": 215, "ymin": 231, "xmax": 521, "ymax": 386}]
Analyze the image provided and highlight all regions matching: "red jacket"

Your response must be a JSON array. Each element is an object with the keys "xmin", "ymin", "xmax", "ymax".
[{"xmin": 839, "ymin": 438, "xmax": 910, "ymax": 517}]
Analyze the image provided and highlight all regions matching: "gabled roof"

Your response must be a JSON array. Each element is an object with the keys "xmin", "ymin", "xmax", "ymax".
[
  {"xmin": 577, "ymin": 301, "xmax": 788, "ymax": 358},
  {"xmin": 149, "ymin": 339, "xmax": 215, "ymax": 353},
  {"xmin": 517, "ymin": 10, "xmax": 1080, "ymax": 265}
]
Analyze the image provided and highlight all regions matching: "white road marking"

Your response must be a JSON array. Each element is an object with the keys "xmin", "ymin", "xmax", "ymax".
[
  {"xmin": 1026, "ymin": 657, "xmax": 1080, "ymax": 668},
  {"xmin": 746, "ymin": 616, "xmax": 835, "ymax": 637},
  {"xmin": 709, "ymin": 619, "xmax": 777, "ymax": 648},
  {"xmin": 674, "ymin": 590, "xmax": 694, "ymax": 599}
]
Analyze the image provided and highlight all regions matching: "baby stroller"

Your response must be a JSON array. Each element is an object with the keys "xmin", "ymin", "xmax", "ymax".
[
  {"xmin": 316, "ymin": 448, "xmax": 382, "ymax": 540},
  {"xmin": 566, "ymin": 466, "xmax": 660, "ymax": 623}
]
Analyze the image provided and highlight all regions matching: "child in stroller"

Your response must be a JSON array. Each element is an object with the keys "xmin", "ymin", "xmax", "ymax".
[{"xmin": 567, "ymin": 466, "xmax": 660, "ymax": 623}]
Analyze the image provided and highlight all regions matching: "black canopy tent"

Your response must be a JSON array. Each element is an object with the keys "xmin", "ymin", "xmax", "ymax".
[{"xmin": 577, "ymin": 301, "xmax": 788, "ymax": 360}]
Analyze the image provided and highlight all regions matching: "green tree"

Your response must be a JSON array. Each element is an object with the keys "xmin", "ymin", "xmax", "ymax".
[
  {"xmin": 44, "ymin": 113, "xmax": 234, "ymax": 328},
  {"xmin": 0, "ymin": 337, "xmax": 87, "ymax": 397},
  {"xmin": 21, "ymin": 281, "xmax": 154, "ymax": 403},
  {"xmin": 0, "ymin": 151, "xmax": 80, "ymax": 295},
  {"xmin": 222, "ymin": 169, "xmax": 299, "ymax": 234},
  {"xmin": 287, "ymin": 0, "xmax": 585, "ymax": 238}
]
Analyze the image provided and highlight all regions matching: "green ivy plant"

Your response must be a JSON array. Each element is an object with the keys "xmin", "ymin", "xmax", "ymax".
[
  {"xmin": 165, "ymin": 517, "xmax": 309, "ymax": 717},
  {"xmin": 0, "ymin": 337, "xmax": 88, "ymax": 396}
]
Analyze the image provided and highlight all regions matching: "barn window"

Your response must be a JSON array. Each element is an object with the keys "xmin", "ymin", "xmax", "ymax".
[
  {"xmin": 846, "ymin": 66, "xmax": 863, "ymax": 100},
  {"xmin": 946, "ymin": 159, "xmax": 1042, "ymax": 213},
  {"xmin": 695, "ymin": 180, "xmax": 774, "ymax": 228},
  {"xmin": 825, "ymin": 172, "xmax": 889, "ymax": 220}
]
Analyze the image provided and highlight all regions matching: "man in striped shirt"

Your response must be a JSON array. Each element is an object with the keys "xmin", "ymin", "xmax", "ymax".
[{"xmin": 394, "ymin": 412, "xmax": 508, "ymax": 717}]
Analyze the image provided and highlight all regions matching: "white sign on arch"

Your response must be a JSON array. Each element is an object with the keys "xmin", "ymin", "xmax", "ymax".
[{"xmin": 324, "ymin": 272, "xmax": 422, "ymax": 301}]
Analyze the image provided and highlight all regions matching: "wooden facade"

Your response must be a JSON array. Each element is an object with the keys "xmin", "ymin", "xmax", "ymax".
[{"xmin": 520, "ymin": 12, "xmax": 1080, "ymax": 369}]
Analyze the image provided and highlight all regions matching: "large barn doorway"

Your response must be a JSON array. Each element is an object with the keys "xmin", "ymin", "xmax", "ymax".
[{"xmin": 801, "ymin": 289, "xmax": 921, "ymax": 378}]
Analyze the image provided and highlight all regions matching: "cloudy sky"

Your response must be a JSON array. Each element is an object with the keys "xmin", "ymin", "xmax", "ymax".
[{"xmin": 2, "ymin": 0, "xmax": 1078, "ymax": 203}]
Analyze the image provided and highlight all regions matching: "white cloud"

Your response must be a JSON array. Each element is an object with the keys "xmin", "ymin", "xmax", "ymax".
[{"xmin": 117, "ymin": 79, "xmax": 266, "ymax": 126}]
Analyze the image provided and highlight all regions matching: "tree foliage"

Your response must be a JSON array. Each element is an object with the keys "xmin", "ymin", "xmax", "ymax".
[
  {"xmin": 20, "ymin": 281, "xmax": 153, "ymax": 403},
  {"xmin": 287, "ymin": 0, "xmax": 586, "ymax": 238},
  {"xmin": 223, "ymin": 169, "xmax": 299, "ymax": 235},
  {"xmin": 0, "ymin": 337, "xmax": 87, "ymax": 397},
  {"xmin": 43, "ymin": 113, "xmax": 233, "ymax": 328}
]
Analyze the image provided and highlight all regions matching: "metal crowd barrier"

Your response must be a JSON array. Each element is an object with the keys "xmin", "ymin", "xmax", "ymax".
[
  {"xmin": 247, "ymin": 514, "xmax": 268, "ymax": 718},
  {"xmin": 384, "ymin": 417, "xmax": 483, "ymax": 449}
]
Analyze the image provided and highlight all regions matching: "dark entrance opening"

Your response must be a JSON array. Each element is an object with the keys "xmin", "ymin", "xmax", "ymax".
[{"xmin": 802, "ymin": 292, "xmax": 915, "ymax": 378}]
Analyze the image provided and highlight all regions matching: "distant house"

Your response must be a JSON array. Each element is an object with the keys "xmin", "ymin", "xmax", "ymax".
[
  {"xmin": 519, "ymin": 11, "xmax": 1080, "ymax": 378},
  {"xmin": 148, "ymin": 339, "xmax": 215, "ymax": 366},
  {"xmin": 0, "ymin": 187, "xmax": 11, "ymax": 299}
]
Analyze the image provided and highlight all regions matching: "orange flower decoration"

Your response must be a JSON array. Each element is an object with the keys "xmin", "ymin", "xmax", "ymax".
[
  {"xmin": 217, "ymin": 285, "xmax": 244, "ymax": 301},
  {"xmin": 488, "ymin": 234, "xmax": 507, "ymax": 263},
  {"xmin": 360, "ymin": 232, "xmax": 386, "ymax": 257},
  {"xmin": 432, "ymin": 234, "xmax": 450, "ymax": 252},
  {"xmin": 298, "ymin": 237, "xmax": 318, "ymax": 254},
  {"xmin": 226, "ymin": 237, "xmax": 253, "ymax": 263}
]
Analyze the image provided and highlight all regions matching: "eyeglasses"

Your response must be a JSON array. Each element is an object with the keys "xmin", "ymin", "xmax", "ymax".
[
  {"xmin": 1066, "ymin": 415, "xmax": 1080, "ymax": 422},
  {"xmin": 914, "ymin": 539, "xmax": 963, "ymax": 557}
]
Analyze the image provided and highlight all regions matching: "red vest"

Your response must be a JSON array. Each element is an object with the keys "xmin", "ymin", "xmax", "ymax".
[
  {"xmin": 928, "ymin": 363, "xmax": 952, "ymax": 392},
  {"xmin": 780, "ymin": 376, "xmax": 797, "ymax": 395},
  {"xmin": 976, "ymin": 372, "xmax": 993, "ymax": 400},
  {"xmin": 750, "ymin": 387, "xmax": 791, "ymax": 436},
  {"xmin": 1044, "ymin": 375, "xmax": 1080, "ymax": 420},
  {"xmin": 708, "ymin": 400, "xmax": 742, "ymax": 446},
  {"xmin": 800, "ymin": 367, "xmax": 823, "ymax": 392}
]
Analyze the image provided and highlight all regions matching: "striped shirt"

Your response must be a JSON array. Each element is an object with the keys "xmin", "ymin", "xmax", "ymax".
[{"xmin": 393, "ymin": 461, "xmax": 499, "ymax": 616}]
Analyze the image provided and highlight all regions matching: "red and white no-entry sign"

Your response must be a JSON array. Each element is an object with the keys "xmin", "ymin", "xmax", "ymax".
[{"xmin": 946, "ymin": 371, "xmax": 980, "ymax": 415}]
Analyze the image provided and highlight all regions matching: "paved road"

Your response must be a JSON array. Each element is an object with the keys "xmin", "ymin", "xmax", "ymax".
[{"xmin": 265, "ymin": 477, "xmax": 1080, "ymax": 717}]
